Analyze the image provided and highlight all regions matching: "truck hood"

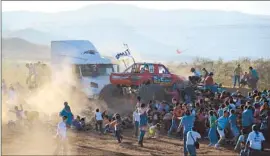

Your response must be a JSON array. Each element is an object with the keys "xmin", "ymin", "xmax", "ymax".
[{"xmin": 80, "ymin": 76, "xmax": 110, "ymax": 98}]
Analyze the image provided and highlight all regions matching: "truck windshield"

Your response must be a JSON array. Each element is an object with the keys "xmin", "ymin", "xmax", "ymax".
[{"xmin": 80, "ymin": 64, "xmax": 115, "ymax": 77}]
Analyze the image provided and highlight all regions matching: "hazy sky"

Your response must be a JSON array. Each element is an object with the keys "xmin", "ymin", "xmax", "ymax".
[{"xmin": 2, "ymin": 1, "xmax": 270, "ymax": 15}]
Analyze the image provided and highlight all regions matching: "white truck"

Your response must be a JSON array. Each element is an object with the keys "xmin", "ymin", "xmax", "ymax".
[{"xmin": 51, "ymin": 40, "xmax": 118, "ymax": 98}]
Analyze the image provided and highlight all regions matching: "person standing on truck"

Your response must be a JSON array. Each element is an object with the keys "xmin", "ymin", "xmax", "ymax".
[
  {"xmin": 189, "ymin": 68, "xmax": 201, "ymax": 84},
  {"xmin": 233, "ymin": 64, "xmax": 242, "ymax": 88},
  {"xmin": 201, "ymin": 68, "xmax": 209, "ymax": 81}
]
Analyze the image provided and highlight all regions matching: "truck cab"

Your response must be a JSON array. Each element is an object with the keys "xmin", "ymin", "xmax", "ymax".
[{"xmin": 51, "ymin": 40, "xmax": 118, "ymax": 98}]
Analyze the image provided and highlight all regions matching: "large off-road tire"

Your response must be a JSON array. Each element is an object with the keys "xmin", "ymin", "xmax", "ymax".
[
  {"xmin": 138, "ymin": 84, "xmax": 166, "ymax": 103},
  {"xmin": 99, "ymin": 84, "xmax": 122, "ymax": 104}
]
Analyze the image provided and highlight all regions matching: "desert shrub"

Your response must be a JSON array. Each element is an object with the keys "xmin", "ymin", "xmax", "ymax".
[{"xmin": 167, "ymin": 57, "xmax": 270, "ymax": 90}]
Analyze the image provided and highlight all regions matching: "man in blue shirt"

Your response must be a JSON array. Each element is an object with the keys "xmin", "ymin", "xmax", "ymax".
[
  {"xmin": 177, "ymin": 110, "xmax": 195, "ymax": 156},
  {"xmin": 215, "ymin": 110, "xmax": 229, "ymax": 149},
  {"xmin": 242, "ymin": 106, "xmax": 254, "ymax": 135},
  {"xmin": 248, "ymin": 66, "xmax": 259, "ymax": 90}
]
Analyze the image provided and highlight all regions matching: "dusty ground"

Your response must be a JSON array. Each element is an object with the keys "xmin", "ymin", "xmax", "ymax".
[{"xmin": 2, "ymin": 122, "xmax": 240, "ymax": 156}]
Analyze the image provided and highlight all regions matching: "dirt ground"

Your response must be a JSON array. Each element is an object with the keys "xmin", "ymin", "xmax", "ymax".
[{"xmin": 2, "ymin": 122, "xmax": 240, "ymax": 156}]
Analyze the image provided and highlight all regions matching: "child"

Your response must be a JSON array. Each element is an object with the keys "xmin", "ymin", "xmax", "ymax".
[
  {"xmin": 111, "ymin": 114, "xmax": 123, "ymax": 143},
  {"xmin": 148, "ymin": 123, "xmax": 161, "ymax": 139},
  {"xmin": 234, "ymin": 129, "xmax": 248, "ymax": 156},
  {"xmin": 138, "ymin": 103, "xmax": 149, "ymax": 147}
]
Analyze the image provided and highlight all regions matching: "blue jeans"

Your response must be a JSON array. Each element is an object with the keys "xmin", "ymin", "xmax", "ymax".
[
  {"xmin": 115, "ymin": 130, "xmax": 122, "ymax": 143},
  {"xmin": 183, "ymin": 131, "xmax": 188, "ymax": 156},
  {"xmin": 134, "ymin": 121, "xmax": 139, "ymax": 137},
  {"xmin": 138, "ymin": 130, "xmax": 146, "ymax": 142},
  {"xmin": 186, "ymin": 145, "xmax": 196, "ymax": 156},
  {"xmin": 168, "ymin": 119, "xmax": 177, "ymax": 135},
  {"xmin": 234, "ymin": 75, "xmax": 240, "ymax": 87},
  {"xmin": 208, "ymin": 127, "xmax": 218, "ymax": 145}
]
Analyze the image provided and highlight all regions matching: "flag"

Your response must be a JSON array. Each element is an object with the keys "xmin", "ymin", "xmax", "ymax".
[
  {"xmin": 115, "ymin": 49, "xmax": 131, "ymax": 60},
  {"xmin": 176, "ymin": 49, "xmax": 182, "ymax": 54}
]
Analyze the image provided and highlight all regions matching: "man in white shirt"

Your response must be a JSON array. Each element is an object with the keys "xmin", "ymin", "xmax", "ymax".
[
  {"xmin": 95, "ymin": 108, "xmax": 103, "ymax": 134},
  {"xmin": 133, "ymin": 109, "xmax": 140, "ymax": 137},
  {"xmin": 186, "ymin": 127, "xmax": 201, "ymax": 156},
  {"xmin": 54, "ymin": 116, "xmax": 68, "ymax": 155},
  {"xmin": 246, "ymin": 125, "xmax": 265, "ymax": 156}
]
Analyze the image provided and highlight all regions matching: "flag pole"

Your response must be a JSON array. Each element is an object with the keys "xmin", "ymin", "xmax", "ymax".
[
  {"xmin": 124, "ymin": 43, "xmax": 136, "ymax": 64},
  {"xmin": 122, "ymin": 59, "xmax": 127, "ymax": 68}
]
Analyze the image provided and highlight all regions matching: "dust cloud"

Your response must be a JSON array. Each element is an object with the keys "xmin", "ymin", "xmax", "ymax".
[{"xmin": 2, "ymin": 58, "xmax": 114, "ymax": 155}]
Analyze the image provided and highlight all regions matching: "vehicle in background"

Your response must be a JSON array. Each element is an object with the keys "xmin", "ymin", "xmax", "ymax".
[
  {"xmin": 100, "ymin": 62, "xmax": 186, "ymax": 102},
  {"xmin": 51, "ymin": 40, "xmax": 118, "ymax": 99}
]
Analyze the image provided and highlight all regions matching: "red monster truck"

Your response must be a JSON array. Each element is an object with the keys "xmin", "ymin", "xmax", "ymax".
[{"xmin": 99, "ymin": 63, "xmax": 186, "ymax": 103}]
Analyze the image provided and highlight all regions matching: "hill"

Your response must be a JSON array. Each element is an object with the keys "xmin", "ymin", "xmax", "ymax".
[
  {"xmin": 2, "ymin": 38, "xmax": 50, "ymax": 60},
  {"xmin": 3, "ymin": 4, "xmax": 270, "ymax": 61}
]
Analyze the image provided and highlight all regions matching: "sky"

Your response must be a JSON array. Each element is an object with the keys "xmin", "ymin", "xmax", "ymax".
[{"xmin": 2, "ymin": 1, "xmax": 270, "ymax": 15}]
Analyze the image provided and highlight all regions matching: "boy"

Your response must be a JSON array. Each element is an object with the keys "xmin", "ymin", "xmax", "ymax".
[
  {"xmin": 54, "ymin": 116, "xmax": 68, "ymax": 155},
  {"xmin": 148, "ymin": 123, "xmax": 161, "ymax": 139}
]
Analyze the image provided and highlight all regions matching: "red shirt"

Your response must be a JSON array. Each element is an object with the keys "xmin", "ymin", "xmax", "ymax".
[{"xmin": 204, "ymin": 76, "xmax": 214, "ymax": 85}]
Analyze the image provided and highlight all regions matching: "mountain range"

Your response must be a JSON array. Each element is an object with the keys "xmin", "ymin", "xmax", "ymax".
[{"xmin": 3, "ymin": 3, "xmax": 270, "ymax": 61}]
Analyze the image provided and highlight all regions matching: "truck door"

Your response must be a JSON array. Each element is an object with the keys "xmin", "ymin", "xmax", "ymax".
[{"xmin": 153, "ymin": 64, "xmax": 172, "ymax": 86}]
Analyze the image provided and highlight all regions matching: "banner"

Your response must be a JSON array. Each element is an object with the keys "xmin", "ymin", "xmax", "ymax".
[{"xmin": 115, "ymin": 49, "xmax": 131, "ymax": 60}]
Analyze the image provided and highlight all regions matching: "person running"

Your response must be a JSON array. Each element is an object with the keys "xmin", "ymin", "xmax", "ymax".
[
  {"xmin": 245, "ymin": 125, "xmax": 265, "ymax": 156},
  {"xmin": 168, "ymin": 102, "xmax": 182, "ymax": 137},
  {"xmin": 95, "ymin": 108, "xmax": 103, "ymax": 134},
  {"xmin": 234, "ymin": 129, "xmax": 248, "ymax": 156},
  {"xmin": 10, "ymin": 104, "xmax": 24, "ymax": 126},
  {"xmin": 133, "ymin": 109, "xmax": 140, "ymax": 137},
  {"xmin": 54, "ymin": 116, "xmax": 68, "ymax": 155},
  {"xmin": 60, "ymin": 102, "xmax": 73, "ymax": 128},
  {"xmin": 111, "ymin": 114, "xmax": 123, "ymax": 143},
  {"xmin": 215, "ymin": 110, "xmax": 229, "ymax": 149},
  {"xmin": 233, "ymin": 64, "xmax": 242, "ymax": 88},
  {"xmin": 177, "ymin": 110, "xmax": 195, "ymax": 156},
  {"xmin": 242, "ymin": 106, "xmax": 254, "ymax": 135},
  {"xmin": 186, "ymin": 127, "xmax": 201, "ymax": 156},
  {"xmin": 138, "ymin": 103, "xmax": 149, "ymax": 147},
  {"xmin": 208, "ymin": 110, "xmax": 218, "ymax": 146},
  {"xmin": 229, "ymin": 109, "xmax": 240, "ymax": 144}
]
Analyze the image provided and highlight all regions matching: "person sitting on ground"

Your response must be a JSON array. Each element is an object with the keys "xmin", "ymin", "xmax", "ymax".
[
  {"xmin": 148, "ymin": 123, "xmax": 161, "ymax": 139},
  {"xmin": 72, "ymin": 115, "xmax": 82, "ymax": 131}
]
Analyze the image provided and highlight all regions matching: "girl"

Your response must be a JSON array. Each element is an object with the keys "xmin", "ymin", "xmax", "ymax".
[
  {"xmin": 208, "ymin": 110, "xmax": 218, "ymax": 146},
  {"xmin": 138, "ymin": 103, "xmax": 149, "ymax": 147}
]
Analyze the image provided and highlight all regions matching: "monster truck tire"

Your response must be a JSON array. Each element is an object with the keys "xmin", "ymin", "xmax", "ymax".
[
  {"xmin": 138, "ymin": 84, "xmax": 166, "ymax": 102},
  {"xmin": 99, "ymin": 84, "xmax": 122, "ymax": 104}
]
